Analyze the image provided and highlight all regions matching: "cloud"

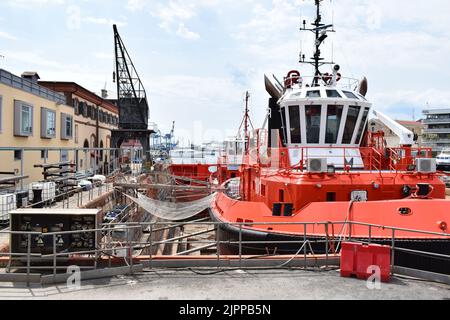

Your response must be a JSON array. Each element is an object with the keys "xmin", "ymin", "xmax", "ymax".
[
  {"xmin": 5, "ymin": 0, "xmax": 65, "ymax": 8},
  {"xmin": 0, "ymin": 30, "xmax": 18, "ymax": 41},
  {"xmin": 84, "ymin": 16, "xmax": 127, "ymax": 28},
  {"xmin": 133, "ymin": 0, "xmax": 225, "ymax": 39},
  {"xmin": 126, "ymin": 0, "xmax": 147, "ymax": 12},
  {"xmin": 176, "ymin": 23, "xmax": 200, "ymax": 40},
  {"xmin": 93, "ymin": 52, "xmax": 113, "ymax": 60}
]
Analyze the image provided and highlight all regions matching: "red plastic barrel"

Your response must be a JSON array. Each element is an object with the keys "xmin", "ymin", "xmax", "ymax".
[{"xmin": 340, "ymin": 242, "xmax": 391, "ymax": 282}]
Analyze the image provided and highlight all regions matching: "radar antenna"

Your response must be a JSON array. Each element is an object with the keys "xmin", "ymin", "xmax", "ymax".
[{"xmin": 299, "ymin": 0, "xmax": 335, "ymax": 86}]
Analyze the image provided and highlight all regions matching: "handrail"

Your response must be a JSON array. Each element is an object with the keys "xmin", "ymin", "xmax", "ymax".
[{"xmin": 1, "ymin": 218, "xmax": 448, "ymax": 285}]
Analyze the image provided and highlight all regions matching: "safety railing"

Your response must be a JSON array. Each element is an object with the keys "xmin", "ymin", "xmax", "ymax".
[
  {"xmin": 388, "ymin": 147, "xmax": 433, "ymax": 172},
  {"xmin": 242, "ymin": 145, "xmax": 441, "ymax": 176},
  {"xmin": 0, "ymin": 219, "xmax": 448, "ymax": 285},
  {"xmin": 285, "ymin": 75, "xmax": 361, "ymax": 92},
  {"xmin": 19, "ymin": 181, "xmax": 115, "ymax": 210}
]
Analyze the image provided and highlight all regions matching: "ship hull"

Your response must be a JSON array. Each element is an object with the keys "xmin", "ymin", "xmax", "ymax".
[{"xmin": 209, "ymin": 208, "xmax": 450, "ymax": 275}]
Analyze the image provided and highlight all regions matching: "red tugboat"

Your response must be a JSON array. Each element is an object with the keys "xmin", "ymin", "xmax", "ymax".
[{"xmin": 210, "ymin": 0, "xmax": 450, "ymax": 274}]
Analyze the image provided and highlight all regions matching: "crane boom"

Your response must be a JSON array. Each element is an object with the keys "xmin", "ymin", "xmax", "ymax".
[
  {"xmin": 113, "ymin": 24, "xmax": 149, "ymax": 130},
  {"xmin": 372, "ymin": 110, "xmax": 414, "ymax": 146}
]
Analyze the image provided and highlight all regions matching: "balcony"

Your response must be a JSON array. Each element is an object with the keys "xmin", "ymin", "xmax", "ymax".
[
  {"xmin": 422, "ymin": 138, "xmax": 450, "ymax": 144},
  {"xmin": 423, "ymin": 128, "xmax": 450, "ymax": 134},
  {"xmin": 422, "ymin": 118, "xmax": 450, "ymax": 124}
]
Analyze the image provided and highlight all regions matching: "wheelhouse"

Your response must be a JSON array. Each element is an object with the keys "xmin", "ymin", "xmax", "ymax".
[{"xmin": 278, "ymin": 85, "xmax": 372, "ymax": 169}]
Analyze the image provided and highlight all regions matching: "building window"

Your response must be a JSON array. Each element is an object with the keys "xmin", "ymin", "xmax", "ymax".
[
  {"xmin": 0, "ymin": 95, "xmax": 2, "ymax": 133},
  {"xmin": 100, "ymin": 140, "xmax": 104, "ymax": 159},
  {"xmin": 75, "ymin": 124, "xmax": 79, "ymax": 144},
  {"xmin": 79, "ymin": 101, "xmax": 86, "ymax": 117},
  {"xmin": 61, "ymin": 150, "xmax": 69, "ymax": 162},
  {"xmin": 305, "ymin": 105, "xmax": 322, "ymax": 144},
  {"xmin": 41, "ymin": 108, "xmax": 56, "ymax": 138},
  {"xmin": 87, "ymin": 105, "xmax": 92, "ymax": 118},
  {"xmin": 73, "ymin": 99, "xmax": 80, "ymax": 115},
  {"xmin": 14, "ymin": 101, "xmax": 33, "ymax": 137},
  {"xmin": 82, "ymin": 102, "xmax": 88, "ymax": 117},
  {"xmin": 41, "ymin": 149, "xmax": 48, "ymax": 160},
  {"xmin": 61, "ymin": 113, "xmax": 73, "ymax": 140},
  {"xmin": 326, "ymin": 105, "xmax": 344, "ymax": 144},
  {"xmin": 14, "ymin": 150, "xmax": 22, "ymax": 161}
]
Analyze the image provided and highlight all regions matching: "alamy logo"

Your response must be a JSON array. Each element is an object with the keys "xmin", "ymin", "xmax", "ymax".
[
  {"xmin": 66, "ymin": 265, "xmax": 81, "ymax": 290},
  {"xmin": 366, "ymin": 265, "xmax": 381, "ymax": 290}
]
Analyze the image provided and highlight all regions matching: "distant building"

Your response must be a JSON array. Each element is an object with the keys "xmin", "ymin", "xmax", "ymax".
[
  {"xmin": 0, "ymin": 68, "xmax": 120, "ymax": 184},
  {"xmin": 369, "ymin": 118, "xmax": 424, "ymax": 147},
  {"xmin": 422, "ymin": 108, "xmax": 450, "ymax": 153},
  {"xmin": 38, "ymin": 81, "xmax": 119, "ymax": 173},
  {"xmin": 0, "ymin": 69, "xmax": 74, "ymax": 184}
]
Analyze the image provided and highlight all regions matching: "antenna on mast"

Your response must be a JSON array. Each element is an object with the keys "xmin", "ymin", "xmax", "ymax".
[
  {"xmin": 300, "ymin": 0, "xmax": 335, "ymax": 86},
  {"xmin": 238, "ymin": 91, "xmax": 254, "ymax": 140}
]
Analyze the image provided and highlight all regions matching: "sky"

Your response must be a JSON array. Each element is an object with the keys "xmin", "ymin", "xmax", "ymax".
[{"xmin": 1, "ymin": 0, "xmax": 450, "ymax": 145}]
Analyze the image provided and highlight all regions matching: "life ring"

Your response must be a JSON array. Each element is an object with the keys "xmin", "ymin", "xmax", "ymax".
[
  {"xmin": 284, "ymin": 70, "xmax": 301, "ymax": 88},
  {"xmin": 322, "ymin": 73, "xmax": 332, "ymax": 84}
]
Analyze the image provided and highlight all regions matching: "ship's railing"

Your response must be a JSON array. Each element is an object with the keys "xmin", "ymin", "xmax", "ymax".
[
  {"xmin": 250, "ymin": 146, "xmax": 382, "ymax": 172},
  {"xmin": 0, "ymin": 218, "xmax": 448, "ymax": 286},
  {"xmin": 387, "ymin": 147, "xmax": 433, "ymax": 171},
  {"xmin": 245, "ymin": 145, "xmax": 435, "ymax": 174},
  {"xmin": 287, "ymin": 75, "xmax": 361, "ymax": 92}
]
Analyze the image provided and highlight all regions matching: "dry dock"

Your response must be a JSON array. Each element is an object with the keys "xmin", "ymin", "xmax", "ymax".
[{"xmin": 0, "ymin": 269, "xmax": 447, "ymax": 300}]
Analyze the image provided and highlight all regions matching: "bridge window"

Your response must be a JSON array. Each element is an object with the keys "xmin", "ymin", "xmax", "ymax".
[
  {"xmin": 305, "ymin": 105, "xmax": 322, "ymax": 144},
  {"xmin": 355, "ymin": 108, "xmax": 370, "ymax": 144},
  {"xmin": 357, "ymin": 93, "xmax": 367, "ymax": 101},
  {"xmin": 343, "ymin": 91, "xmax": 358, "ymax": 99},
  {"xmin": 342, "ymin": 106, "xmax": 361, "ymax": 144},
  {"xmin": 281, "ymin": 108, "xmax": 287, "ymax": 144},
  {"xmin": 326, "ymin": 90, "xmax": 342, "ymax": 98},
  {"xmin": 326, "ymin": 105, "xmax": 343, "ymax": 144},
  {"xmin": 288, "ymin": 105, "xmax": 301, "ymax": 144},
  {"xmin": 306, "ymin": 90, "xmax": 321, "ymax": 98}
]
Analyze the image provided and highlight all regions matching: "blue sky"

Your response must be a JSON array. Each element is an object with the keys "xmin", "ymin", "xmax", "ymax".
[{"xmin": 1, "ymin": 0, "xmax": 450, "ymax": 144}]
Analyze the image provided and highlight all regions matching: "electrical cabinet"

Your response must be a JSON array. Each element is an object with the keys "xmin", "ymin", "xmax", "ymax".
[{"xmin": 9, "ymin": 209, "xmax": 102, "ymax": 255}]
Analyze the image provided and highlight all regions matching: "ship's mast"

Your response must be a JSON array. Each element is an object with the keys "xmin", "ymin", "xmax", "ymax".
[
  {"xmin": 300, "ymin": 0, "xmax": 335, "ymax": 86},
  {"xmin": 238, "ymin": 91, "xmax": 254, "ymax": 140}
]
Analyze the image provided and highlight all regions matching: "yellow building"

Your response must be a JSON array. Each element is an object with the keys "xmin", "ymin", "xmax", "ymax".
[
  {"xmin": 0, "ymin": 69, "xmax": 120, "ymax": 185},
  {"xmin": 0, "ymin": 69, "xmax": 74, "ymax": 185},
  {"xmin": 39, "ymin": 81, "xmax": 119, "ymax": 174}
]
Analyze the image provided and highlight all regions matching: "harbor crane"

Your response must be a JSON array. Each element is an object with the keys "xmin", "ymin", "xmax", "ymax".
[{"xmin": 110, "ymin": 24, "xmax": 154, "ymax": 162}]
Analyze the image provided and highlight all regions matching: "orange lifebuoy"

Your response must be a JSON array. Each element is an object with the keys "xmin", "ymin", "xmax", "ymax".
[
  {"xmin": 322, "ymin": 73, "xmax": 332, "ymax": 84},
  {"xmin": 284, "ymin": 70, "xmax": 301, "ymax": 88}
]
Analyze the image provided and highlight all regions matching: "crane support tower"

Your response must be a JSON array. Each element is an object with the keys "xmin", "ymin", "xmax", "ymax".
[{"xmin": 111, "ymin": 24, "xmax": 154, "ymax": 161}]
